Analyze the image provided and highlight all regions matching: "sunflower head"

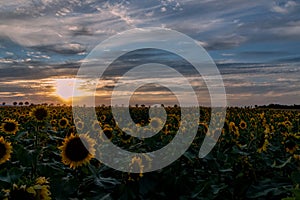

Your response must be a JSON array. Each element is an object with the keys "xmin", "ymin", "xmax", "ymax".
[
  {"xmin": 5, "ymin": 184, "xmax": 36, "ymax": 200},
  {"xmin": 35, "ymin": 177, "xmax": 49, "ymax": 185},
  {"xmin": 31, "ymin": 107, "xmax": 49, "ymax": 121},
  {"xmin": 199, "ymin": 122, "xmax": 208, "ymax": 135},
  {"xmin": 149, "ymin": 117, "xmax": 164, "ymax": 130},
  {"xmin": 100, "ymin": 115, "xmax": 106, "ymax": 122},
  {"xmin": 92, "ymin": 120, "xmax": 101, "ymax": 131},
  {"xmin": 1, "ymin": 119, "xmax": 19, "ymax": 135},
  {"xmin": 127, "ymin": 156, "xmax": 145, "ymax": 182},
  {"xmin": 250, "ymin": 118, "xmax": 256, "ymax": 127},
  {"xmin": 119, "ymin": 128, "xmax": 132, "ymax": 144},
  {"xmin": 284, "ymin": 135, "xmax": 298, "ymax": 154},
  {"xmin": 58, "ymin": 117, "xmax": 69, "ymax": 128},
  {"xmin": 0, "ymin": 136, "xmax": 12, "ymax": 165},
  {"xmin": 75, "ymin": 120, "xmax": 84, "ymax": 131},
  {"xmin": 102, "ymin": 124, "xmax": 114, "ymax": 140},
  {"xmin": 239, "ymin": 120, "xmax": 247, "ymax": 130},
  {"xmin": 257, "ymin": 134, "xmax": 269, "ymax": 153},
  {"xmin": 59, "ymin": 133, "xmax": 96, "ymax": 169}
]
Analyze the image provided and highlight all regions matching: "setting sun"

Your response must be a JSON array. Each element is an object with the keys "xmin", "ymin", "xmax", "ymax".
[{"xmin": 55, "ymin": 79, "xmax": 76, "ymax": 101}]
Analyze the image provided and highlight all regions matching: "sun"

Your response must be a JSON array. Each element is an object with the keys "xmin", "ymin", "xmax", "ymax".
[{"xmin": 55, "ymin": 79, "xmax": 76, "ymax": 101}]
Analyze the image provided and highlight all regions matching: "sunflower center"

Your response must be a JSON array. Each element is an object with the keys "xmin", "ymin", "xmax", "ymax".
[
  {"xmin": 286, "ymin": 140, "xmax": 296, "ymax": 149},
  {"xmin": 103, "ymin": 129, "xmax": 113, "ymax": 139},
  {"xmin": 150, "ymin": 120, "xmax": 160, "ymax": 129},
  {"xmin": 10, "ymin": 188, "xmax": 35, "ymax": 200},
  {"xmin": 34, "ymin": 108, "xmax": 48, "ymax": 121},
  {"xmin": 65, "ymin": 137, "xmax": 89, "ymax": 161},
  {"xmin": 0, "ymin": 143, "xmax": 6, "ymax": 159},
  {"xmin": 59, "ymin": 119, "xmax": 67, "ymax": 126},
  {"xmin": 121, "ymin": 132, "xmax": 131, "ymax": 140},
  {"xmin": 3, "ymin": 122, "xmax": 16, "ymax": 132}
]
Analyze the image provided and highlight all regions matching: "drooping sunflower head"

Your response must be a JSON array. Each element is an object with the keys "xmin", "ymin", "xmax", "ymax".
[
  {"xmin": 5, "ymin": 184, "xmax": 36, "ymax": 200},
  {"xmin": 1, "ymin": 119, "xmax": 19, "ymax": 135},
  {"xmin": 119, "ymin": 128, "xmax": 132, "ymax": 144},
  {"xmin": 102, "ymin": 124, "xmax": 114, "ymax": 140},
  {"xmin": 199, "ymin": 122, "xmax": 208, "ymax": 135},
  {"xmin": 31, "ymin": 107, "xmax": 48, "ymax": 121},
  {"xmin": 59, "ymin": 133, "xmax": 96, "ymax": 169},
  {"xmin": 229, "ymin": 122, "xmax": 239, "ymax": 137},
  {"xmin": 33, "ymin": 185, "xmax": 51, "ymax": 200},
  {"xmin": 239, "ymin": 120, "xmax": 247, "ymax": 130},
  {"xmin": 35, "ymin": 177, "xmax": 49, "ymax": 185},
  {"xmin": 0, "ymin": 136, "xmax": 12, "ymax": 165},
  {"xmin": 127, "ymin": 156, "xmax": 145, "ymax": 182},
  {"xmin": 250, "ymin": 118, "xmax": 256, "ymax": 127},
  {"xmin": 257, "ymin": 134, "xmax": 268, "ymax": 153},
  {"xmin": 284, "ymin": 134, "xmax": 299, "ymax": 154},
  {"xmin": 58, "ymin": 117, "xmax": 69, "ymax": 128}
]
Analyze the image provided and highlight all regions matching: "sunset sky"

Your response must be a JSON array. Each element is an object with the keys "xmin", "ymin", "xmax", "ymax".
[{"xmin": 0, "ymin": 0, "xmax": 299, "ymax": 106}]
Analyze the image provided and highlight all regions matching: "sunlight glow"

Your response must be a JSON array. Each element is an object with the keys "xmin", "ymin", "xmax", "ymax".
[{"xmin": 55, "ymin": 79, "xmax": 76, "ymax": 101}]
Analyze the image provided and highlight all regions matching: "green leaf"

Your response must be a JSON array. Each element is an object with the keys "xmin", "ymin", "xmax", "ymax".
[
  {"xmin": 291, "ymin": 172, "xmax": 300, "ymax": 184},
  {"xmin": 271, "ymin": 157, "xmax": 292, "ymax": 169}
]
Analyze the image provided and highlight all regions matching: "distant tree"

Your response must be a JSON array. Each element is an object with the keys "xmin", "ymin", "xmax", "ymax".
[
  {"xmin": 25, "ymin": 101, "xmax": 29, "ymax": 106},
  {"xmin": 2, "ymin": 102, "xmax": 5, "ymax": 106},
  {"xmin": 19, "ymin": 102, "xmax": 23, "ymax": 106},
  {"xmin": 13, "ymin": 102, "xmax": 17, "ymax": 106},
  {"xmin": 135, "ymin": 104, "xmax": 139, "ymax": 108}
]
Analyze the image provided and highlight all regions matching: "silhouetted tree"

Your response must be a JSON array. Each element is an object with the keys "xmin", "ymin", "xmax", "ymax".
[{"xmin": 13, "ymin": 102, "xmax": 17, "ymax": 106}]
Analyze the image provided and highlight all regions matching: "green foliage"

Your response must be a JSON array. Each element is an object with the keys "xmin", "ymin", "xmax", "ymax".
[{"xmin": 0, "ymin": 106, "xmax": 299, "ymax": 199}]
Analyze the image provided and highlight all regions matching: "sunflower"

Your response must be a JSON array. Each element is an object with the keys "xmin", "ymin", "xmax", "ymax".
[
  {"xmin": 102, "ymin": 124, "xmax": 114, "ymax": 140},
  {"xmin": 0, "ymin": 136, "xmax": 12, "ymax": 165},
  {"xmin": 33, "ymin": 177, "xmax": 51, "ymax": 200},
  {"xmin": 199, "ymin": 122, "xmax": 208, "ymax": 135},
  {"xmin": 92, "ymin": 120, "xmax": 101, "ymax": 131},
  {"xmin": 35, "ymin": 177, "xmax": 49, "ymax": 185},
  {"xmin": 257, "ymin": 135, "xmax": 269, "ymax": 153},
  {"xmin": 239, "ymin": 120, "xmax": 247, "ymax": 130},
  {"xmin": 293, "ymin": 154, "xmax": 300, "ymax": 161},
  {"xmin": 75, "ymin": 120, "xmax": 84, "ymax": 131},
  {"xmin": 99, "ymin": 115, "xmax": 106, "ymax": 122},
  {"xmin": 284, "ymin": 136, "xmax": 298, "ymax": 154},
  {"xmin": 119, "ymin": 128, "xmax": 132, "ymax": 144},
  {"xmin": 31, "ymin": 107, "xmax": 48, "ymax": 121},
  {"xmin": 50, "ymin": 119, "xmax": 57, "ymax": 126},
  {"xmin": 229, "ymin": 122, "xmax": 239, "ymax": 137},
  {"xmin": 149, "ymin": 117, "xmax": 164, "ymax": 130},
  {"xmin": 59, "ymin": 133, "xmax": 96, "ymax": 169},
  {"xmin": 3, "ymin": 184, "xmax": 36, "ymax": 200},
  {"xmin": 127, "ymin": 156, "xmax": 145, "ymax": 182},
  {"xmin": 1, "ymin": 119, "xmax": 19, "ymax": 135},
  {"xmin": 58, "ymin": 117, "xmax": 69, "ymax": 128}
]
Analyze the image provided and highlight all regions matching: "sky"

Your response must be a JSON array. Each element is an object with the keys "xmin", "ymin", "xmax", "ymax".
[{"xmin": 0, "ymin": 0, "xmax": 299, "ymax": 106}]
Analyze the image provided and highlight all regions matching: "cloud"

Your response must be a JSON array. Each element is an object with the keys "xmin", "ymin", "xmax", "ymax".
[{"xmin": 271, "ymin": 1, "xmax": 297, "ymax": 14}]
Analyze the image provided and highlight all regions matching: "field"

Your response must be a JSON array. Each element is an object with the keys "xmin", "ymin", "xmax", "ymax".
[{"xmin": 0, "ymin": 105, "xmax": 300, "ymax": 199}]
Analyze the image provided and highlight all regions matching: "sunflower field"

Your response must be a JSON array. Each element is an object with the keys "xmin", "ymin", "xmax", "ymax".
[{"xmin": 0, "ymin": 105, "xmax": 300, "ymax": 199}]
